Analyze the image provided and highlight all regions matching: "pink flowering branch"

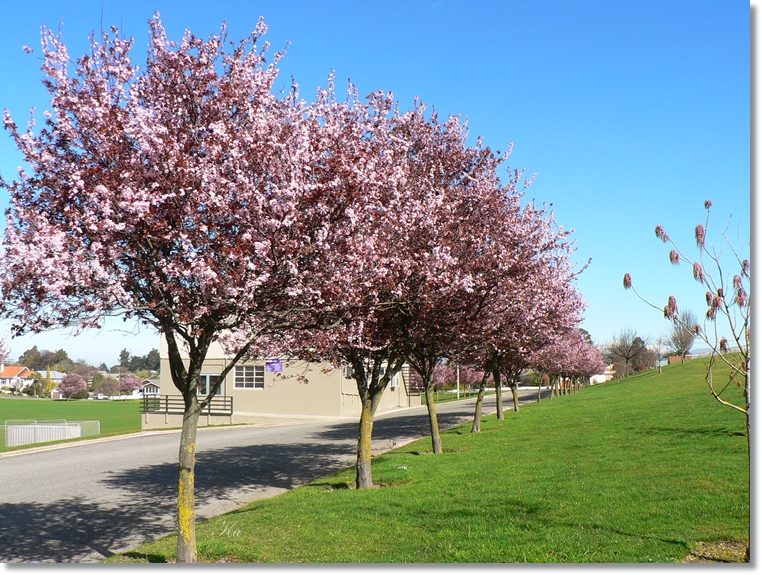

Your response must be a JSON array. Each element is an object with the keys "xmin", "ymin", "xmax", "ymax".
[{"xmin": 623, "ymin": 201, "xmax": 749, "ymax": 433}]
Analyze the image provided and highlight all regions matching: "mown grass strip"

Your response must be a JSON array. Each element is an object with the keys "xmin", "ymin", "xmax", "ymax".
[
  {"xmin": 0, "ymin": 396, "xmax": 142, "ymax": 451},
  {"xmin": 112, "ymin": 358, "xmax": 748, "ymax": 563}
]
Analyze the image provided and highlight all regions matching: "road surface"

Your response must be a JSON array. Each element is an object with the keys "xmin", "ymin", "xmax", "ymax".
[{"xmin": 0, "ymin": 389, "xmax": 546, "ymax": 562}]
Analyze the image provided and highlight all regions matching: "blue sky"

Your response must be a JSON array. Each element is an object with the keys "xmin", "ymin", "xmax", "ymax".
[{"xmin": 0, "ymin": 0, "xmax": 751, "ymax": 367}]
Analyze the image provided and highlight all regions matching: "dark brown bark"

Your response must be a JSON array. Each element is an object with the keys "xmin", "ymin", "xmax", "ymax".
[{"xmin": 511, "ymin": 383, "xmax": 520, "ymax": 412}]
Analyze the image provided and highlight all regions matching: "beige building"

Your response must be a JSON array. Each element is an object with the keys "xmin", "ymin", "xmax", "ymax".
[{"xmin": 142, "ymin": 338, "xmax": 421, "ymax": 429}]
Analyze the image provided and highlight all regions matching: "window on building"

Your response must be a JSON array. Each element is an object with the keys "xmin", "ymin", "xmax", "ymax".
[
  {"xmin": 197, "ymin": 374, "xmax": 220, "ymax": 396},
  {"xmin": 234, "ymin": 365, "xmax": 265, "ymax": 389}
]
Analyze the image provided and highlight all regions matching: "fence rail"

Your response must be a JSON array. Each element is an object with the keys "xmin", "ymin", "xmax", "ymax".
[{"xmin": 142, "ymin": 395, "xmax": 233, "ymax": 416}]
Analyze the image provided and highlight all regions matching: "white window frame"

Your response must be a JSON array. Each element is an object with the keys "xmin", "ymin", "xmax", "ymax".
[
  {"xmin": 234, "ymin": 365, "xmax": 265, "ymax": 389},
  {"xmin": 197, "ymin": 374, "xmax": 221, "ymax": 396}
]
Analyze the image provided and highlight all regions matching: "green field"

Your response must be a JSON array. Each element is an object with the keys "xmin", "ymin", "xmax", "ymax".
[
  {"xmin": 0, "ymin": 396, "xmax": 143, "ymax": 451},
  {"xmin": 109, "ymin": 357, "xmax": 749, "ymax": 563}
]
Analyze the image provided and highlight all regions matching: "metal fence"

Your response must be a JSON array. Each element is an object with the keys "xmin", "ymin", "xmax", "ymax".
[{"xmin": 1, "ymin": 419, "xmax": 101, "ymax": 448}]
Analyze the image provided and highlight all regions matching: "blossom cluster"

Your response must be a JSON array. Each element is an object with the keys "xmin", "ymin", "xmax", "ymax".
[{"xmin": 0, "ymin": 14, "xmax": 594, "ymax": 388}]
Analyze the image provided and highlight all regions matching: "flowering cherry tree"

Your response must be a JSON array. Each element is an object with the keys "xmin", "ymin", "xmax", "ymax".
[
  {"xmin": 59, "ymin": 373, "xmax": 86, "ymax": 399},
  {"xmin": 623, "ymin": 200, "xmax": 750, "ymax": 457},
  {"xmin": 244, "ymin": 83, "xmax": 420, "ymax": 490},
  {"xmin": 533, "ymin": 329, "xmax": 606, "ymax": 396},
  {"xmin": 398, "ymin": 103, "xmax": 529, "ymax": 454},
  {"xmin": 0, "ymin": 16, "xmax": 369, "ymax": 561},
  {"xmin": 119, "ymin": 375, "xmax": 143, "ymax": 395},
  {"xmin": 459, "ymin": 201, "xmax": 585, "ymax": 432}
]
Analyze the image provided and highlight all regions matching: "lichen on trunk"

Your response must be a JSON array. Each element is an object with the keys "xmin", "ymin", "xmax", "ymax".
[
  {"xmin": 355, "ymin": 391, "xmax": 381, "ymax": 489},
  {"xmin": 177, "ymin": 402, "xmax": 200, "ymax": 563}
]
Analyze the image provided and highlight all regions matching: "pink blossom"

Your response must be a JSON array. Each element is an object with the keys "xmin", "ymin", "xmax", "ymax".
[
  {"xmin": 654, "ymin": 225, "xmax": 669, "ymax": 242},
  {"xmin": 669, "ymin": 250, "xmax": 680, "ymax": 265},
  {"xmin": 694, "ymin": 224, "xmax": 705, "ymax": 247},
  {"xmin": 704, "ymin": 199, "xmax": 712, "ymax": 210},
  {"xmin": 622, "ymin": 273, "xmax": 632, "ymax": 289},
  {"xmin": 692, "ymin": 262, "xmax": 704, "ymax": 283}
]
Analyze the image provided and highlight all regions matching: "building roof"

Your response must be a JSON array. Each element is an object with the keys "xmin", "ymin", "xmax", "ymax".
[{"xmin": 0, "ymin": 365, "xmax": 33, "ymax": 378}]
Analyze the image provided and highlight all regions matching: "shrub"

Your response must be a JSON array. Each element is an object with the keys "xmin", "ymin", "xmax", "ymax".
[{"xmin": 69, "ymin": 389, "xmax": 90, "ymax": 400}]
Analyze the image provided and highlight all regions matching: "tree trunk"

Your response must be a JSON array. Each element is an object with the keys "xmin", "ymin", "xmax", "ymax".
[
  {"xmin": 163, "ymin": 328, "xmax": 216, "ymax": 564},
  {"xmin": 471, "ymin": 372, "xmax": 490, "ymax": 433},
  {"xmin": 176, "ymin": 394, "xmax": 200, "ymax": 563},
  {"xmin": 493, "ymin": 369, "xmax": 504, "ymax": 420},
  {"xmin": 537, "ymin": 380, "xmax": 541, "ymax": 403},
  {"xmin": 424, "ymin": 385, "xmax": 443, "ymax": 453},
  {"xmin": 355, "ymin": 391, "xmax": 381, "ymax": 489},
  {"xmin": 511, "ymin": 383, "xmax": 520, "ymax": 412}
]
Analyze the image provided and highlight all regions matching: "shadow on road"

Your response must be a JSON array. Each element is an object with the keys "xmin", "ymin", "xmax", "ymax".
[
  {"xmin": 0, "ymin": 497, "xmax": 171, "ymax": 563},
  {"xmin": 0, "ymin": 389, "xmax": 546, "ymax": 562},
  {"xmin": 1, "ymin": 440, "xmax": 355, "ymax": 562}
]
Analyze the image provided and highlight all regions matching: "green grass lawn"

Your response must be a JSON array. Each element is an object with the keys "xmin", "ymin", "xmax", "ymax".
[
  {"xmin": 110, "ymin": 357, "xmax": 749, "ymax": 563},
  {"xmin": 0, "ymin": 396, "xmax": 143, "ymax": 451}
]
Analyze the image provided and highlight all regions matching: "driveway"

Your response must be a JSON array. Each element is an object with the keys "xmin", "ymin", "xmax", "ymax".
[{"xmin": 0, "ymin": 389, "xmax": 546, "ymax": 562}]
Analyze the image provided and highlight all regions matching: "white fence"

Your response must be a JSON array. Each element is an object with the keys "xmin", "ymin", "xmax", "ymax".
[{"xmin": 1, "ymin": 419, "xmax": 101, "ymax": 448}]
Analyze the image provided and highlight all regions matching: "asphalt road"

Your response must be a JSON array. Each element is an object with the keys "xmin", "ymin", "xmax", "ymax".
[{"xmin": 0, "ymin": 389, "xmax": 546, "ymax": 563}]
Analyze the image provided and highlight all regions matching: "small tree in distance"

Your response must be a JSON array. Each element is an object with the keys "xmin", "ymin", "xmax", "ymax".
[
  {"xmin": 623, "ymin": 199, "xmax": 749, "ymax": 457},
  {"xmin": 605, "ymin": 329, "xmax": 649, "ymax": 378},
  {"xmin": 59, "ymin": 373, "xmax": 86, "ymax": 399},
  {"xmin": 119, "ymin": 375, "xmax": 143, "ymax": 396},
  {"xmin": 93, "ymin": 377, "xmax": 120, "ymax": 397},
  {"xmin": 668, "ymin": 309, "xmax": 697, "ymax": 363}
]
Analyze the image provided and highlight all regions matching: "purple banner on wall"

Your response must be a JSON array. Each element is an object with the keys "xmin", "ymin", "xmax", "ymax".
[{"xmin": 265, "ymin": 360, "xmax": 283, "ymax": 372}]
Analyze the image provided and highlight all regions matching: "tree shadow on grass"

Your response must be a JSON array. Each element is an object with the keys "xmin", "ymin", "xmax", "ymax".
[{"xmin": 639, "ymin": 425, "xmax": 747, "ymax": 439}]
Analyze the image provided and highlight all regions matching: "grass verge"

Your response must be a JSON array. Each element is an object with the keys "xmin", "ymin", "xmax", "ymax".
[
  {"xmin": 109, "ymin": 357, "xmax": 749, "ymax": 563},
  {"xmin": 0, "ymin": 396, "xmax": 142, "ymax": 452}
]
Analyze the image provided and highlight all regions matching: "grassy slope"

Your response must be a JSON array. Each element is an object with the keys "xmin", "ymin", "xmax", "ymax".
[
  {"xmin": 0, "ymin": 396, "xmax": 142, "ymax": 451},
  {"xmin": 113, "ymin": 356, "xmax": 749, "ymax": 563}
]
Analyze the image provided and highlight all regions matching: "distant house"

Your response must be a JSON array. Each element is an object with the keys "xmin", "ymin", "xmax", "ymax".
[
  {"xmin": 589, "ymin": 364, "xmax": 616, "ymax": 384},
  {"xmin": 45, "ymin": 370, "xmax": 66, "ymax": 384},
  {"xmin": 140, "ymin": 379, "xmax": 160, "ymax": 397},
  {"xmin": 0, "ymin": 365, "xmax": 34, "ymax": 391}
]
